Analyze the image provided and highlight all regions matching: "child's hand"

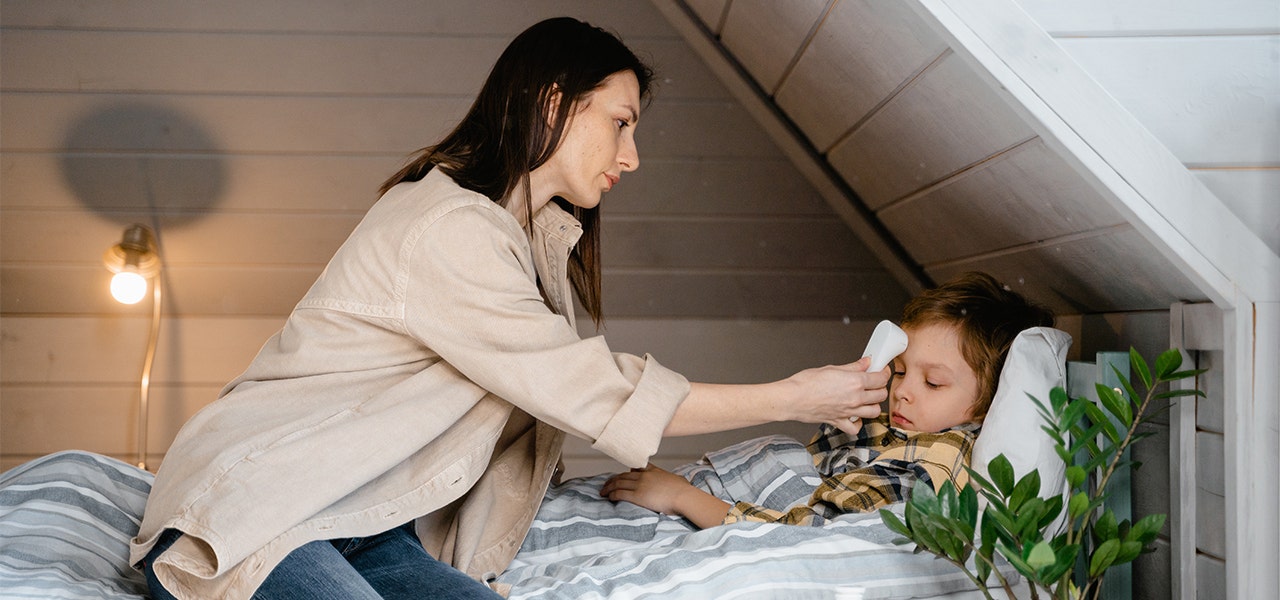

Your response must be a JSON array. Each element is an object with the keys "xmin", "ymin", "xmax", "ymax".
[
  {"xmin": 600, "ymin": 464, "xmax": 692, "ymax": 514},
  {"xmin": 601, "ymin": 465, "xmax": 732, "ymax": 529}
]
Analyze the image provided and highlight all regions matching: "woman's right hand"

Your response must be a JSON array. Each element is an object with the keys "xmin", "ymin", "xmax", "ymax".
[{"xmin": 781, "ymin": 356, "xmax": 889, "ymax": 435}]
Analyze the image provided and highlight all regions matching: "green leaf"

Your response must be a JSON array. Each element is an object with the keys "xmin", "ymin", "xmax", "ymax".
[
  {"xmin": 1094, "ymin": 509, "xmax": 1118, "ymax": 542},
  {"xmin": 1048, "ymin": 386, "xmax": 1070, "ymax": 414},
  {"xmin": 1009, "ymin": 470, "xmax": 1041, "ymax": 512},
  {"xmin": 988, "ymin": 454, "xmax": 1016, "ymax": 497},
  {"xmin": 1114, "ymin": 540, "xmax": 1144, "ymax": 565},
  {"xmin": 1083, "ymin": 402, "xmax": 1122, "ymax": 445},
  {"xmin": 1154, "ymin": 348, "xmax": 1182, "ymax": 380},
  {"xmin": 959, "ymin": 484, "xmax": 979, "ymax": 529},
  {"xmin": 1026, "ymin": 541, "xmax": 1056, "ymax": 569},
  {"xmin": 1113, "ymin": 367, "xmax": 1142, "ymax": 412},
  {"xmin": 1037, "ymin": 495, "xmax": 1065, "ymax": 530},
  {"xmin": 880, "ymin": 509, "xmax": 910, "ymax": 538},
  {"xmin": 1097, "ymin": 384, "xmax": 1133, "ymax": 427},
  {"xmin": 996, "ymin": 542, "xmax": 1036, "ymax": 579},
  {"xmin": 1068, "ymin": 492, "xmax": 1091, "ymax": 520},
  {"xmin": 1164, "ymin": 368, "xmax": 1207, "ymax": 382},
  {"xmin": 1130, "ymin": 348, "xmax": 1152, "ymax": 388},
  {"xmin": 1090, "ymin": 539, "xmax": 1121, "ymax": 577},
  {"xmin": 1066, "ymin": 465, "xmax": 1087, "ymax": 490},
  {"xmin": 1129, "ymin": 513, "xmax": 1167, "ymax": 543}
]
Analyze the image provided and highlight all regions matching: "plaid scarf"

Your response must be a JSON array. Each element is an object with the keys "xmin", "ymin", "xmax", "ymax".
[{"xmin": 725, "ymin": 413, "xmax": 978, "ymax": 526}]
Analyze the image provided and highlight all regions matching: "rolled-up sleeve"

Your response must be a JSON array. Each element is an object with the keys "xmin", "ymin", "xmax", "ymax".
[{"xmin": 401, "ymin": 202, "xmax": 690, "ymax": 468}]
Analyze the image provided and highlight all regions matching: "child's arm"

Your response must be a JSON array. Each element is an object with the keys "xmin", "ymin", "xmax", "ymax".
[{"xmin": 600, "ymin": 465, "xmax": 731, "ymax": 529}]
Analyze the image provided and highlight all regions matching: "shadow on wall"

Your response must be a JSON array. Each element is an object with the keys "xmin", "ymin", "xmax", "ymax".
[{"xmin": 58, "ymin": 103, "xmax": 227, "ymax": 229}]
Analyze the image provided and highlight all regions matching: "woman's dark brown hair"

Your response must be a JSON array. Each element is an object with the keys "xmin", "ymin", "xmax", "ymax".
[
  {"xmin": 379, "ymin": 17, "xmax": 655, "ymax": 326},
  {"xmin": 900, "ymin": 271, "xmax": 1055, "ymax": 420}
]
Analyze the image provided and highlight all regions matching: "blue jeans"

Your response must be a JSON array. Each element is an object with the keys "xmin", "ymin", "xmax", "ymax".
[{"xmin": 141, "ymin": 523, "xmax": 502, "ymax": 600}]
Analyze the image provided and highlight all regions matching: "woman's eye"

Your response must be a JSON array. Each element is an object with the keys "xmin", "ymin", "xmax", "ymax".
[
  {"xmin": 615, "ymin": 118, "xmax": 629, "ymax": 129},
  {"xmin": 926, "ymin": 380, "xmax": 942, "ymax": 389}
]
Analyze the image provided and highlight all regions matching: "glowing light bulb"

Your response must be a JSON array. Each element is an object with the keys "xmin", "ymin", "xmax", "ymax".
[{"xmin": 111, "ymin": 271, "xmax": 149, "ymax": 304}]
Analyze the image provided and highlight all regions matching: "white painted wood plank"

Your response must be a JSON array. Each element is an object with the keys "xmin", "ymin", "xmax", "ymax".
[
  {"xmin": 915, "ymin": 0, "xmax": 1279, "ymax": 304},
  {"xmin": 719, "ymin": 0, "xmax": 829, "ymax": 93},
  {"xmin": 0, "ymin": 264, "xmax": 320, "ymax": 317},
  {"xmin": 0, "ymin": 152, "xmax": 837, "ymax": 218},
  {"xmin": 927, "ymin": 226, "xmax": 1206, "ymax": 314},
  {"xmin": 1196, "ymin": 554, "xmax": 1228, "ymax": 600},
  {"xmin": 0, "ymin": 384, "xmax": 223, "ymax": 455},
  {"xmin": 0, "ymin": 316, "xmax": 284, "ymax": 385},
  {"xmin": 602, "ymin": 217, "xmax": 878, "ymax": 269},
  {"xmin": 775, "ymin": 0, "xmax": 948, "ymax": 152},
  {"xmin": 1196, "ymin": 431, "xmax": 1226, "ymax": 496},
  {"xmin": 1054, "ymin": 35, "xmax": 1280, "ymax": 166},
  {"xmin": 1169, "ymin": 304, "xmax": 1198, "ymax": 600},
  {"xmin": 1197, "ymin": 485, "xmax": 1228, "ymax": 559},
  {"xmin": 1193, "ymin": 169, "xmax": 1280, "ymax": 256},
  {"xmin": 2, "ymin": 263, "xmax": 905, "ymax": 319},
  {"xmin": 602, "ymin": 270, "xmax": 909, "ymax": 319},
  {"xmin": 0, "ymin": 31, "xmax": 726, "ymax": 101},
  {"xmin": 1197, "ymin": 349, "xmax": 1226, "ymax": 434},
  {"xmin": 0, "ymin": 93, "xmax": 777, "ymax": 159},
  {"xmin": 0, "ymin": 0, "xmax": 682, "ymax": 38},
  {"xmin": 827, "ymin": 52, "xmax": 1035, "ymax": 209},
  {"xmin": 1015, "ymin": 0, "xmax": 1280, "ymax": 36},
  {"xmin": 880, "ymin": 139, "xmax": 1124, "ymax": 264}
]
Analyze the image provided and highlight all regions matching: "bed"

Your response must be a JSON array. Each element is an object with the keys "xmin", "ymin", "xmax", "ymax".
[{"xmin": 0, "ymin": 328, "xmax": 1070, "ymax": 599}]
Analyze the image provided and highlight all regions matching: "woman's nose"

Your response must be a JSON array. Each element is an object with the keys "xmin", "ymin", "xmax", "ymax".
[{"xmin": 618, "ymin": 136, "xmax": 639, "ymax": 172}]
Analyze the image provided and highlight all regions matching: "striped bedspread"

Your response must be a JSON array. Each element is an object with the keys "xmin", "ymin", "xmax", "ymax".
[
  {"xmin": 0, "ymin": 451, "xmax": 152, "ymax": 600},
  {"xmin": 497, "ymin": 435, "xmax": 1019, "ymax": 599},
  {"xmin": 0, "ymin": 442, "xmax": 1017, "ymax": 599}
]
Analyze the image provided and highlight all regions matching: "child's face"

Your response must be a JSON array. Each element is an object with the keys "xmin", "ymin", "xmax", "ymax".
[{"xmin": 888, "ymin": 323, "xmax": 981, "ymax": 432}]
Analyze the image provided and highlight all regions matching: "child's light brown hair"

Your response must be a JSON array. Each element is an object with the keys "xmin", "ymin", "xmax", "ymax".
[{"xmin": 900, "ymin": 271, "xmax": 1054, "ymax": 421}]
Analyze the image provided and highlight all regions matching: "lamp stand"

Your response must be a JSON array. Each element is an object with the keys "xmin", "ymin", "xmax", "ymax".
[{"xmin": 137, "ymin": 272, "xmax": 162, "ymax": 471}]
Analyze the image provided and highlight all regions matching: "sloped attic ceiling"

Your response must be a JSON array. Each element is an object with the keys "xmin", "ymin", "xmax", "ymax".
[{"xmin": 658, "ymin": 0, "xmax": 1220, "ymax": 316}]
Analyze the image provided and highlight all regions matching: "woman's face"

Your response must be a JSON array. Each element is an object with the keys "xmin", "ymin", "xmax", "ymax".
[
  {"xmin": 531, "ymin": 71, "xmax": 641, "ymax": 211},
  {"xmin": 888, "ymin": 323, "xmax": 981, "ymax": 433}
]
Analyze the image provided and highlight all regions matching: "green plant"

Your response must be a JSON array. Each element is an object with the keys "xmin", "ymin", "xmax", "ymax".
[{"xmin": 880, "ymin": 348, "xmax": 1204, "ymax": 599}]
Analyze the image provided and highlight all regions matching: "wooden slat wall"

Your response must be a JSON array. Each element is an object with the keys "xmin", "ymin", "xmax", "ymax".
[
  {"xmin": 1013, "ymin": 0, "xmax": 1280, "ymax": 260},
  {"xmin": 0, "ymin": 0, "xmax": 908, "ymax": 470}
]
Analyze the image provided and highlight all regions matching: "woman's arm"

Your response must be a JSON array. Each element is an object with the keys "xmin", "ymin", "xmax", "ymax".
[
  {"xmin": 600, "ymin": 465, "xmax": 731, "ymax": 529},
  {"xmin": 664, "ymin": 357, "xmax": 890, "ymax": 437}
]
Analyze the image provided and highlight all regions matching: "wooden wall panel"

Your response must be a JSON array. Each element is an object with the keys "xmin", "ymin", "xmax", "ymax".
[
  {"xmin": 1194, "ymin": 170, "xmax": 1280, "ymax": 256},
  {"xmin": 719, "ymin": 0, "xmax": 829, "ymax": 93},
  {"xmin": 1052, "ymin": 36, "xmax": 1279, "ymax": 167},
  {"xmin": 683, "ymin": 0, "xmax": 729, "ymax": 34},
  {"xmin": 927, "ymin": 227, "xmax": 1204, "ymax": 315},
  {"xmin": 774, "ymin": 0, "xmax": 947, "ymax": 152},
  {"xmin": 880, "ymin": 139, "xmax": 1124, "ymax": 264},
  {"xmin": 826, "ymin": 52, "xmax": 1035, "ymax": 209},
  {"xmin": 0, "ymin": 0, "xmax": 682, "ymax": 37},
  {"xmin": 602, "ymin": 271, "xmax": 907, "ymax": 319},
  {"xmin": 0, "ymin": 0, "xmax": 910, "ymax": 472},
  {"xmin": 1015, "ymin": 0, "xmax": 1279, "ymax": 35}
]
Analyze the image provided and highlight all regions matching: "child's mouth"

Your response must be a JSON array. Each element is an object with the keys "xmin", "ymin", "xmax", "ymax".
[{"xmin": 891, "ymin": 413, "xmax": 911, "ymax": 427}]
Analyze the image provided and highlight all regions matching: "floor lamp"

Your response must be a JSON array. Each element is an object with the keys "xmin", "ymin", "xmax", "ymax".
[{"xmin": 103, "ymin": 224, "xmax": 162, "ymax": 471}]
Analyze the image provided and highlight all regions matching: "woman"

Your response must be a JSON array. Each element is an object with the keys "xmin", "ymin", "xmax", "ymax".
[{"xmin": 132, "ymin": 17, "xmax": 888, "ymax": 599}]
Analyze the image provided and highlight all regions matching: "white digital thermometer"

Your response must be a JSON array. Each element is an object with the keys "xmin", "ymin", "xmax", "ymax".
[{"xmin": 861, "ymin": 320, "xmax": 908, "ymax": 372}]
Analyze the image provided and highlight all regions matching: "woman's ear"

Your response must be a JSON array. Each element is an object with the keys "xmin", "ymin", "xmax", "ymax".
[{"xmin": 543, "ymin": 84, "xmax": 562, "ymax": 127}]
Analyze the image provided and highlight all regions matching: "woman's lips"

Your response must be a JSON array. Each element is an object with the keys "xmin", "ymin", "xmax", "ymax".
[{"xmin": 604, "ymin": 174, "xmax": 619, "ymax": 191}]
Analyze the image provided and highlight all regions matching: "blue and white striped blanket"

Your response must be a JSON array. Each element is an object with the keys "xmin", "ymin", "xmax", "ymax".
[
  {"xmin": 0, "ymin": 451, "xmax": 152, "ymax": 600},
  {"xmin": 0, "ymin": 443, "xmax": 1016, "ymax": 599},
  {"xmin": 497, "ymin": 435, "xmax": 1019, "ymax": 599}
]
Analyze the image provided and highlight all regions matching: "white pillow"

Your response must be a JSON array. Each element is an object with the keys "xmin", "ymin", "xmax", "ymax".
[{"xmin": 971, "ymin": 327, "xmax": 1072, "ymax": 508}]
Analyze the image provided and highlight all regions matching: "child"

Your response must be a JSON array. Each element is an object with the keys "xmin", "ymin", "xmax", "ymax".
[{"xmin": 600, "ymin": 271, "xmax": 1054, "ymax": 528}]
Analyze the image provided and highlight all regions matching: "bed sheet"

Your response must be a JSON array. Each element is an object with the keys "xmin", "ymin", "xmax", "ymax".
[
  {"xmin": 0, "ymin": 446, "xmax": 1019, "ymax": 599},
  {"xmin": 497, "ymin": 435, "xmax": 1021, "ymax": 599}
]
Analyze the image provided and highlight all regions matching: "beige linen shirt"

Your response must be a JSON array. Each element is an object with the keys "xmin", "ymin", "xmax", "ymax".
[{"xmin": 130, "ymin": 169, "xmax": 690, "ymax": 598}]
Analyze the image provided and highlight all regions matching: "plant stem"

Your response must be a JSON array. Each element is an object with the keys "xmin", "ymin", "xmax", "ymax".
[{"xmin": 1094, "ymin": 384, "xmax": 1156, "ymax": 495}]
